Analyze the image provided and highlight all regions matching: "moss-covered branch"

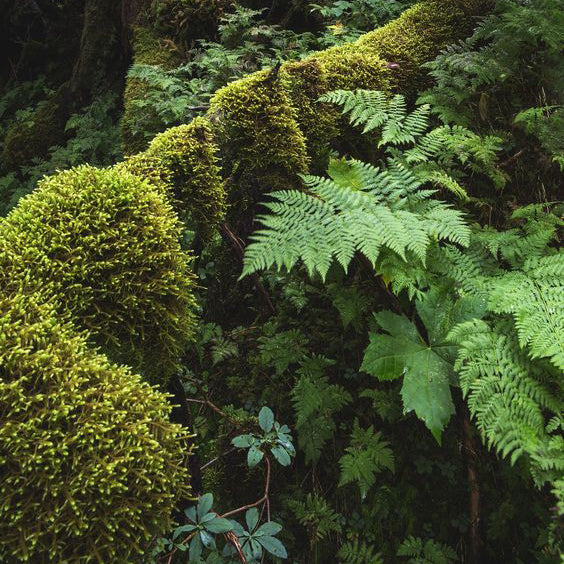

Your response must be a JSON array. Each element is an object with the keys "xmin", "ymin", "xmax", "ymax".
[{"xmin": 0, "ymin": 1, "xmax": 494, "ymax": 561}]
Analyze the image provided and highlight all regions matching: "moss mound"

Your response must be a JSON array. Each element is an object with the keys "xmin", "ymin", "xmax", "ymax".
[
  {"xmin": 0, "ymin": 292, "xmax": 191, "ymax": 563},
  {"xmin": 119, "ymin": 118, "xmax": 226, "ymax": 238},
  {"xmin": 0, "ymin": 165, "xmax": 197, "ymax": 383}
]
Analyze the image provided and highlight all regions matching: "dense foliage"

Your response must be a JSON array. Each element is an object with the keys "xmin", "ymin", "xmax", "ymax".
[{"xmin": 0, "ymin": 0, "xmax": 562, "ymax": 563}]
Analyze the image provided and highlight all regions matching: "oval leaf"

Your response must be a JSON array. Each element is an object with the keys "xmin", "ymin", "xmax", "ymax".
[
  {"xmin": 197, "ymin": 493, "xmax": 214, "ymax": 520},
  {"xmin": 256, "ymin": 521, "xmax": 283, "ymax": 537},
  {"xmin": 257, "ymin": 535, "xmax": 288, "ymax": 558},
  {"xmin": 271, "ymin": 445, "xmax": 291, "ymax": 466},
  {"xmin": 232, "ymin": 434, "xmax": 254, "ymax": 448},
  {"xmin": 205, "ymin": 517, "xmax": 234, "ymax": 534},
  {"xmin": 258, "ymin": 406, "xmax": 274, "ymax": 433},
  {"xmin": 245, "ymin": 507, "xmax": 259, "ymax": 532},
  {"xmin": 247, "ymin": 446, "xmax": 264, "ymax": 468}
]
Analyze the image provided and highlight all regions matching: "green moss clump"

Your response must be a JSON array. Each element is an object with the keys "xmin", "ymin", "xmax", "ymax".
[
  {"xmin": 282, "ymin": 59, "xmax": 339, "ymax": 172},
  {"xmin": 0, "ymin": 292, "xmax": 191, "ymax": 563},
  {"xmin": 136, "ymin": 117, "xmax": 226, "ymax": 238},
  {"xmin": 209, "ymin": 70, "xmax": 309, "ymax": 206},
  {"xmin": 0, "ymin": 165, "xmax": 197, "ymax": 383},
  {"xmin": 356, "ymin": 0, "xmax": 494, "ymax": 93},
  {"xmin": 120, "ymin": 25, "xmax": 182, "ymax": 154}
]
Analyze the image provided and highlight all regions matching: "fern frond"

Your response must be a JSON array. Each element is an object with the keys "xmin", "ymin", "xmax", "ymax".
[{"xmin": 338, "ymin": 539, "xmax": 384, "ymax": 564}]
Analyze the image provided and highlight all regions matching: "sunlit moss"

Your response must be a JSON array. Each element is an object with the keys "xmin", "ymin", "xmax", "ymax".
[
  {"xmin": 0, "ymin": 165, "xmax": 197, "ymax": 383},
  {"xmin": 0, "ymin": 292, "xmax": 191, "ymax": 563}
]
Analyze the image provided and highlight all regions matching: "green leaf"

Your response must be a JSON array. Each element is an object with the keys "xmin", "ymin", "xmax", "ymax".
[
  {"xmin": 197, "ymin": 493, "xmax": 213, "ymax": 520},
  {"xmin": 185, "ymin": 506, "xmax": 197, "ymax": 522},
  {"xmin": 189, "ymin": 534, "xmax": 203, "ymax": 562},
  {"xmin": 173, "ymin": 524, "xmax": 196, "ymax": 540},
  {"xmin": 232, "ymin": 434, "xmax": 254, "ymax": 448},
  {"xmin": 199, "ymin": 529, "xmax": 215, "ymax": 549},
  {"xmin": 205, "ymin": 517, "xmax": 233, "ymax": 534},
  {"xmin": 247, "ymin": 446, "xmax": 264, "ymax": 468},
  {"xmin": 258, "ymin": 406, "xmax": 274, "ymax": 433},
  {"xmin": 257, "ymin": 535, "xmax": 288, "ymax": 558},
  {"xmin": 271, "ymin": 445, "xmax": 291, "ymax": 466},
  {"xmin": 255, "ymin": 521, "xmax": 283, "ymax": 536},
  {"xmin": 400, "ymin": 355, "xmax": 455, "ymax": 443},
  {"xmin": 246, "ymin": 507, "xmax": 259, "ymax": 532},
  {"xmin": 362, "ymin": 305, "xmax": 457, "ymax": 439}
]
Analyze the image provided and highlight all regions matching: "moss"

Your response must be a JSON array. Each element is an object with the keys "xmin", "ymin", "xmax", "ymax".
[
  {"xmin": 120, "ymin": 25, "xmax": 182, "ymax": 154},
  {"xmin": 0, "ymin": 165, "xmax": 197, "ymax": 384},
  {"xmin": 0, "ymin": 292, "xmax": 191, "ymax": 563},
  {"xmin": 282, "ymin": 59, "xmax": 339, "ymax": 172},
  {"xmin": 356, "ymin": 0, "xmax": 494, "ymax": 94},
  {"xmin": 138, "ymin": 117, "xmax": 226, "ymax": 238},
  {"xmin": 209, "ymin": 70, "xmax": 309, "ymax": 207}
]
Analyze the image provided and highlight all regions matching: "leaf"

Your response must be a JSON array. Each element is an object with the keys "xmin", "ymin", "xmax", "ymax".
[
  {"xmin": 400, "ymin": 360, "xmax": 455, "ymax": 444},
  {"xmin": 258, "ymin": 406, "xmax": 274, "ymax": 433},
  {"xmin": 232, "ymin": 434, "xmax": 254, "ymax": 448},
  {"xmin": 255, "ymin": 521, "xmax": 283, "ymax": 536},
  {"xmin": 185, "ymin": 506, "xmax": 197, "ymax": 522},
  {"xmin": 189, "ymin": 534, "xmax": 203, "ymax": 562},
  {"xmin": 199, "ymin": 529, "xmax": 215, "ymax": 549},
  {"xmin": 173, "ymin": 524, "xmax": 196, "ymax": 540},
  {"xmin": 257, "ymin": 535, "xmax": 288, "ymax": 558},
  {"xmin": 245, "ymin": 507, "xmax": 259, "ymax": 532},
  {"xmin": 205, "ymin": 517, "xmax": 233, "ymax": 534},
  {"xmin": 197, "ymin": 493, "xmax": 214, "ymax": 520},
  {"xmin": 271, "ymin": 445, "xmax": 292, "ymax": 466},
  {"xmin": 247, "ymin": 446, "xmax": 264, "ymax": 468},
  {"xmin": 362, "ymin": 305, "xmax": 457, "ymax": 439}
]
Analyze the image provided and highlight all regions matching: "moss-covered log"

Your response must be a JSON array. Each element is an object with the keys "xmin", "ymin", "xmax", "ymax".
[
  {"xmin": 207, "ymin": 0, "xmax": 492, "ymax": 219},
  {"xmin": 0, "ymin": 1, "xmax": 494, "ymax": 561}
]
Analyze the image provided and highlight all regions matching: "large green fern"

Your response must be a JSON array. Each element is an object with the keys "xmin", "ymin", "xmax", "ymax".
[{"xmin": 242, "ymin": 90, "xmax": 504, "ymax": 281}]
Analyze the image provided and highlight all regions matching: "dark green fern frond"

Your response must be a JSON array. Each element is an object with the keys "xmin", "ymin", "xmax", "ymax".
[{"xmin": 338, "ymin": 539, "xmax": 384, "ymax": 564}]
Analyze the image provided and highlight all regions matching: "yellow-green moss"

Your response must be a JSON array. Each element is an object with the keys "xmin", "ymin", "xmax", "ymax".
[
  {"xmin": 0, "ymin": 165, "xmax": 197, "ymax": 383},
  {"xmin": 133, "ymin": 117, "xmax": 226, "ymax": 238},
  {"xmin": 209, "ymin": 70, "xmax": 309, "ymax": 205},
  {"xmin": 0, "ymin": 292, "xmax": 191, "ymax": 563},
  {"xmin": 356, "ymin": 0, "xmax": 494, "ymax": 93},
  {"xmin": 121, "ymin": 25, "xmax": 182, "ymax": 154}
]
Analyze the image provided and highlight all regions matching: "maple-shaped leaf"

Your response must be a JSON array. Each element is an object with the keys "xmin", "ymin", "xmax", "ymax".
[{"xmin": 361, "ymin": 288, "xmax": 485, "ymax": 442}]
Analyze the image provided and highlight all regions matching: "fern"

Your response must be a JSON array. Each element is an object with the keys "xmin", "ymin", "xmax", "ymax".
[
  {"xmin": 338, "ymin": 420, "xmax": 395, "ymax": 499},
  {"xmin": 291, "ymin": 356, "xmax": 352, "ymax": 463},
  {"xmin": 242, "ymin": 156, "xmax": 470, "ymax": 280},
  {"xmin": 397, "ymin": 536, "xmax": 458, "ymax": 564},
  {"xmin": 338, "ymin": 539, "xmax": 384, "ymax": 564},
  {"xmin": 287, "ymin": 494, "xmax": 342, "ymax": 542},
  {"xmin": 242, "ymin": 89, "xmax": 506, "ymax": 282}
]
